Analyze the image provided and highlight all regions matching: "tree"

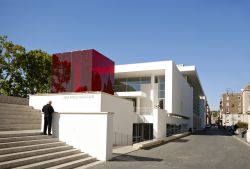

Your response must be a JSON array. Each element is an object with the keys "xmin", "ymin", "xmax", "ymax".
[
  {"xmin": 0, "ymin": 35, "xmax": 52, "ymax": 97},
  {"xmin": 21, "ymin": 49, "xmax": 52, "ymax": 95}
]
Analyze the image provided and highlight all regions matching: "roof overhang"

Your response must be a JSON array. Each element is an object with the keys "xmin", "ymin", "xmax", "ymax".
[
  {"xmin": 115, "ymin": 61, "xmax": 169, "ymax": 78},
  {"xmin": 178, "ymin": 65, "xmax": 205, "ymax": 97}
]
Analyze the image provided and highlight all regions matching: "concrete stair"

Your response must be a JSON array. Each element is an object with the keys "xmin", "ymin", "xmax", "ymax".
[
  {"xmin": 0, "ymin": 131, "xmax": 97, "ymax": 169},
  {"xmin": 0, "ymin": 103, "xmax": 41, "ymax": 131},
  {"xmin": 0, "ymin": 102, "xmax": 98, "ymax": 168}
]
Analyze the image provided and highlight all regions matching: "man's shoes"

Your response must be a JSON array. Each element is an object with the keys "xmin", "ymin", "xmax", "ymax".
[
  {"xmin": 48, "ymin": 133, "xmax": 52, "ymax": 136},
  {"xmin": 43, "ymin": 133, "xmax": 47, "ymax": 135}
]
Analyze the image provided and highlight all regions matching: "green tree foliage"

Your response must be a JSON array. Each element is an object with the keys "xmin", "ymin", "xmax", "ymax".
[{"xmin": 0, "ymin": 35, "xmax": 52, "ymax": 97}]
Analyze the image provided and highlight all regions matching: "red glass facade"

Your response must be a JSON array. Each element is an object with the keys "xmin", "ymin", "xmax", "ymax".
[{"xmin": 52, "ymin": 49, "xmax": 114, "ymax": 95}]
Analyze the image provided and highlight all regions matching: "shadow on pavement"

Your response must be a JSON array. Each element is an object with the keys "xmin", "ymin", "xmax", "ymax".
[
  {"xmin": 111, "ymin": 154, "xmax": 162, "ymax": 162},
  {"xmin": 142, "ymin": 138, "xmax": 190, "ymax": 150},
  {"xmin": 171, "ymin": 138, "xmax": 189, "ymax": 143},
  {"xmin": 192, "ymin": 127, "xmax": 233, "ymax": 136}
]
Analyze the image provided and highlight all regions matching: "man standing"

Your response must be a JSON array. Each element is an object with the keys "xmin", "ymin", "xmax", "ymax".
[{"xmin": 42, "ymin": 101, "xmax": 54, "ymax": 135}]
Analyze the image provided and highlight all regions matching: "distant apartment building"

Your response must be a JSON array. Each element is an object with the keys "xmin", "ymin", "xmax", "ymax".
[
  {"xmin": 221, "ymin": 93, "xmax": 242, "ymax": 115},
  {"xmin": 220, "ymin": 84, "xmax": 250, "ymax": 126}
]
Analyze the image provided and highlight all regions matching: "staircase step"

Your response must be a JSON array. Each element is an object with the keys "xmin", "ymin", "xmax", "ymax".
[
  {"xmin": 0, "ymin": 138, "xmax": 58, "ymax": 148},
  {"xmin": 0, "ymin": 103, "xmax": 32, "ymax": 109},
  {"xmin": 0, "ymin": 124, "xmax": 41, "ymax": 131},
  {"xmin": 47, "ymin": 156, "xmax": 96, "ymax": 169},
  {"xmin": 0, "ymin": 141, "xmax": 66, "ymax": 155},
  {"xmin": 0, "ymin": 113, "xmax": 41, "ymax": 119},
  {"xmin": 0, "ymin": 145, "xmax": 73, "ymax": 162},
  {"xmin": 0, "ymin": 118, "xmax": 41, "ymax": 125},
  {"xmin": 74, "ymin": 161, "xmax": 103, "ymax": 169},
  {"xmin": 0, "ymin": 100, "xmax": 98, "ymax": 169},
  {"xmin": 0, "ymin": 130, "xmax": 41, "ymax": 138},
  {"xmin": 0, "ymin": 149, "xmax": 81, "ymax": 169},
  {"xmin": 0, "ymin": 106, "xmax": 34, "ymax": 112},
  {"xmin": 14, "ymin": 153, "xmax": 89, "ymax": 169},
  {"xmin": 0, "ymin": 135, "xmax": 49, "ymax": 143},
  {"xmin": 0, "ymin": 109, "xmax": 40, "ymax": 116}
]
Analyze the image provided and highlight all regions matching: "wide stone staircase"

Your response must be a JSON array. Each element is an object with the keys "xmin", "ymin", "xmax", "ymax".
[
  {"xmin": 0, "ymin": 103, "xmax": 41, "ymax": 131},
  {"xmin": 0, "ymin": 102, "xmax": 99, "ymax": 168}
]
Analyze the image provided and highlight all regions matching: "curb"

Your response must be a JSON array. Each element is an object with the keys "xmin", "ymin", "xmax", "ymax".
[
  {"xmin": 233, "ymin": 135, "xmax": 250, "ymax": 147},
  {"xmin": 133, "ymin": 132, "xmax": 191, "ymax": 149}
]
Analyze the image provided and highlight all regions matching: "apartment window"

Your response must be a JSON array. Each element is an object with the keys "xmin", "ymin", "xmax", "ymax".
[
  {"xmin": 238, "ymin": 108, "xmax": 241, "ymax": 113},
  {"xmin": 226, "ymin": 107, "xmax": 229, "ymax": 113},
  {"xmin": 226, "ymin": 102, "xmax": 229, "ymax": 106},
  {"xmin": 226, "ymin": 96, "xmax": 229, "ymax": 101},
  {"xmin": 238, "ymin": 96, "xmax": 241, "ymax": 100}
]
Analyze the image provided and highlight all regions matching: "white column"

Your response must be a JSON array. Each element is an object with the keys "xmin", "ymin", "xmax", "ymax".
[
  {"xmin": 247, "ymin": 115, "xmax": 250, "ymax": 143},
  {"xmin": 151, "ymin": 75, "xmax": 155, "ymax": 108},
  {"xmin": 136, "ymin": 97, "xmax": 140, "ymax": 114}
]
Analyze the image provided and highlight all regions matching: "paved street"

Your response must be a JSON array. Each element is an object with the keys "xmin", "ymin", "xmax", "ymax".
[{"xmin": 89, "ymin": 127, "xmax": 250, "ymax": 169}]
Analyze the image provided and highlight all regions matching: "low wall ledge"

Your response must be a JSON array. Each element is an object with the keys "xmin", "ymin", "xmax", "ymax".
[{"xmin": 53, "ymin": 112, "xmax": 114, "ymax": 115}]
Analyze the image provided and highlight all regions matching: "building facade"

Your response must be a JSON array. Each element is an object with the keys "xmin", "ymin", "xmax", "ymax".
[
  {"xmin": 29, "ymin": 50, "xmax": 209, "ymax": 160},
  {"xmin": 242, "ymin": 84, "xmax": 250, "ymax": 114},
  {"xmin": 114, "ymin": 60, "xmax": 207, "ymax": 139},
  {"xmin": 220, "ymin": 84, "xmax": 250, "ymax": 126}
]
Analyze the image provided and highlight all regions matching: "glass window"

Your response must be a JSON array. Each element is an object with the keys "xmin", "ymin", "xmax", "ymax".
[
  {"xmin": 156, "ymin": 76, "xmax": 165, "ymax": 99},
  {"xmin": 141, "ymin": 77, "xmax": 151, "ymax": 83},
  {"xmin": 114, "ymin": 77, "xmax": 150, "ymax": 92},
  {"xmin": 159, "ymin": 91, "xmax": 165, "ymax": 98}
]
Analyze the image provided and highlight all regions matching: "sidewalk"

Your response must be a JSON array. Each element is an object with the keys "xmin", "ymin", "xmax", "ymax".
[
  {"xmin": 112, "ymin": 132, "xmax": 191, "ymax": 158},
  {"xmin": 233, "ymin": 133, "xmax": 250, "ymax": 146}
]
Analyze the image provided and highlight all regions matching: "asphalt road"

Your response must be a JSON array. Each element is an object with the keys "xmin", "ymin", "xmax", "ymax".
[{"xmin": 89, "ymin": 127, "xmax": 250, "ymax": 169}]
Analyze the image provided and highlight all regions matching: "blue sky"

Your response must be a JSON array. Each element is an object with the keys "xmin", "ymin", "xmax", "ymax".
[{"xmin": 1, "ymin": 0, "xmax": 249, "ymax": 110}]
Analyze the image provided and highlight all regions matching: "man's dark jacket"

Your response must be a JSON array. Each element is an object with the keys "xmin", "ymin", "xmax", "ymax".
[{"xmin": 42, "ymin": 104, "xmax": 54, "ymax": 117}]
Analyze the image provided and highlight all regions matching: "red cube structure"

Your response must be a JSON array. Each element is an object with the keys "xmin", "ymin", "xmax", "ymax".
[{"xmin": 52, "ymin": 49, "xmax": 114, "ymax": 95}]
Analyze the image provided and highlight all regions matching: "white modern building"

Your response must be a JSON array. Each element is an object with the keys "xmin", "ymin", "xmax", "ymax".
[
  {"xmin": 29, "ymin": 60, "xmax": 207, "ymax": 161},
  {"xmin": 114, "ymin": 60, "xmax": 206, "ymax": 138}
]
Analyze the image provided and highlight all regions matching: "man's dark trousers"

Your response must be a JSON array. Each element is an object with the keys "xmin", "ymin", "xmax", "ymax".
[{"xmin": 44, "ymin": 115, "xmax": 52, "ymax": 135}]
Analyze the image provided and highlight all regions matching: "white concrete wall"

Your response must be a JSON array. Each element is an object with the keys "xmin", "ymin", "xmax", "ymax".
[
  {"xmin": 153, "ymin": 109, "xmax": 167, "ymax": 139},
  {"xmin": 138, "ymin": 114, "xmax": 154, "ymax": 123},
  {"xmin": 101, "ymin": 93, "xmax": 134, "ymax": 146},
  {"xmin": 165, "ymin": 61, "xmax": 193, "ymax": 129},
  {"xmin": 29, "ymin": 92, "xmax": 134, "ymax": 160},
  {"xmin": 140, "ymin": 84, "xmax": 153, "ymax": 115},
  {"xmin": 52, "ymin": 112, "xmax": 113, "ymax": 161},
  {"xmin": 29, "ymin": 93, "xmax": 102, "ymax": 113}
]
